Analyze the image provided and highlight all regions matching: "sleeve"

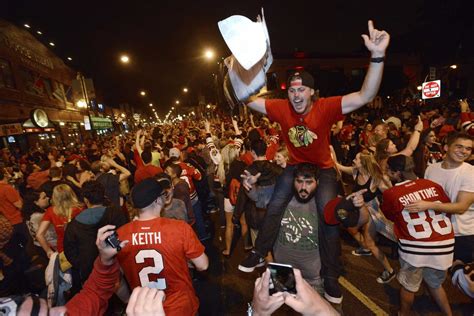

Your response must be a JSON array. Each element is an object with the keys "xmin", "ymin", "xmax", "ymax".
[
  {"xmin": 381, "ymin": 190, "xmax": 397, "ymax": 222},
  {"xmin": 5, "ymin": 186, "xmax": 20, "ymax": 204},
  {"xmin": 183, "ymin": 223, "xmax": 205, "ymax": 260},
  {"xmin": 433, "ymin": 182, "xmax": 451, "ymax": 203},
  {"xmin": 65, "ymin": 258, "xmax": 120, "ymax": 316},
  {"xmin": 321, "ymin": 96, "xmax": 343, "ymax": 126},
  {"xmin": 190, "ymin": 164, "xmax": 202, "ymax": 181},
  {"xmin": 41, "ymin": 208, "xmax": 53, "ymax": 223},
  {"xmin": 459, "ymin": 166, "xmax": 474, "ymax": 193},
  {"xmin": 265, "ymin": 141, "xmax": 279, "ymax": 161},
  {"xmin": 63, "ymin": 223, "xmax": 80, "ymax": 267}
]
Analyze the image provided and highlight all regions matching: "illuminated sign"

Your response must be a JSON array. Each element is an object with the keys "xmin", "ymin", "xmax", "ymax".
[{"xmin": 31, "ymin": 109, "xmax": 49, "ymax": 128}]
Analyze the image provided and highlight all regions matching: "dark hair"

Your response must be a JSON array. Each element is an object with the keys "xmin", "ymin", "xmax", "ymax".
[
  {"xmin": 446, "ymin": 131, "xmax": 473, "ymax": 147},
  {"xmin": 49, "ymin": 166, "xmax": 62, "ymax": 179},
  {"xmin": 63, "ymin": 164, "xmax": 79, "ymax": 178},
  {"xmin": 141, "ymin": 151, "xmax": 152, "ymax": 164},
  {"xmin": 21, "ymin": 191, "xmax": 45, "ymax": 220},
  {"xmin": 0, "ymin": 167, "xmax": 5, "ymax": 180},
  {"xmin": 294, "ymin": 163, "xmax": 319, "ymax": 180},
  {"xmin": 165, "ymin": 162, "xmax": 182, "ymax": 177},
  {"xmin": 250, "ymin": 139, "xmax": 267, "ymax": 157},
  {"xmin": 81, "ymin": 180, "xmax": 106, "ymax": 205},
  {"xmin": 38, "ymin": 160, "xmax": 51, "ymax": 171},
  {"xmin": 78, "ymin": 159, "xmax": 91, "ymax": 171},
  {"xmin": 155, "ymin": 172, "xmax": 172, "ymax": 189}
]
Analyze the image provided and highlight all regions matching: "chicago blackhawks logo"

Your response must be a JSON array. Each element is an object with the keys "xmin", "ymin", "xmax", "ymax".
[{"xmin": 288, "ymin": 126, "xmax": 318, "ymax": 147}]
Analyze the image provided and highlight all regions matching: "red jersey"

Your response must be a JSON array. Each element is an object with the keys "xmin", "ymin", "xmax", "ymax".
[
  {"xmin": 134, "ymin": 165, "xmax": 163, "ymax": 184},
  {"xmin": 179, "ymin": 162, "xmax": 201, "ymax": 200},
  {"xmin": 265, "ymin": 97, "xmax": 343, "ymax": 168},
  {"xmin": 117, "ymin": 217, "xmax": 205, "ymax": 315},
  {"xmin": 42, "ymin": 206, "xmax": 82, "ymax": 252},
  {"xmin": 381, "ymin": 179, "xmax": 454, "ymax": 270}
]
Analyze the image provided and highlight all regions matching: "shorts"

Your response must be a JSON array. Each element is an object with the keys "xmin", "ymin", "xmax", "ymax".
[
  {"xmin": 454, "ymin": 235, "xmax": 474, "ymax": 263},
  {"xmin": 224, "ymin": 198, "xmax": 234, "ymax": 213},
  {"xmin": 397, "ymin": 257, "xmax": 447, "ymax": 292}
]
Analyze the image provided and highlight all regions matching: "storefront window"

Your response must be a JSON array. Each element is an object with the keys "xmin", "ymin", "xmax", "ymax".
[{"xmin": 0, "ymin": 58, "xmax": 16, "ymax": 89}]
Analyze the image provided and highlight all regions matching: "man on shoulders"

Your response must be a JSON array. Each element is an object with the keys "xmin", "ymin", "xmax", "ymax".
[{"xmin": 239, "ymin": 20, "xmax": 390, "ymax": 304}]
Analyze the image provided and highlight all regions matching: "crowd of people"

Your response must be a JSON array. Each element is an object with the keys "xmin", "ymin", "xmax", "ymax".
[{"xmin": 1, "ymin": 21, "xmax": 474, "ymax": 316}]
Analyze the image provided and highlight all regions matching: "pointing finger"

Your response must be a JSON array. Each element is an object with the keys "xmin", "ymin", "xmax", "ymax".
[{"xmin": 368, "ymin": 20, "xmax": 375, "ymax": 39}]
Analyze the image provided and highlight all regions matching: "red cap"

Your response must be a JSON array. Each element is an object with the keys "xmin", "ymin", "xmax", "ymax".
[{"xmin": 323, "ymin": 197, "xmax": 343, "ymax": 225}]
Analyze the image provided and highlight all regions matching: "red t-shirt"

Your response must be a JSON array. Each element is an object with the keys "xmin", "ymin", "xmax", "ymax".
[
  {"xmin": 179, "ymin": 162, "xmax": 201, "ymax": 200},
  {"xmin": 265, "ymin": 97, "xmax": 343, "ymax": 168},
  {"xmin": 0, "ymin": 183, "xmax": 22, "ymax": 225},
  {"xmin": 134, "ymin": 165, "xmax": 163, "ymax": 184},
  {"xmin": 117, "ymin": 217, "xmax": 204, "ymax": 315},
  {"xmin": 42, "ymin": 206, "xmax": 82, "ymax": 252}
]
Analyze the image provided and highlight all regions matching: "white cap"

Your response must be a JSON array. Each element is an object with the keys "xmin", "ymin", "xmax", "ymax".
[
  {"xmin": 218, "ymin": 8, "xmax": 270, "ymax": 70},
  {"xmin": 169, "ymin": 147, "xmax": 181, "ymax": 159}
]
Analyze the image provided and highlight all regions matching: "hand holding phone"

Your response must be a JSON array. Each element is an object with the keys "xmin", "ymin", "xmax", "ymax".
[{"xmin": 268, "ymin": 262, "xmax": 297, "ymax": 295}]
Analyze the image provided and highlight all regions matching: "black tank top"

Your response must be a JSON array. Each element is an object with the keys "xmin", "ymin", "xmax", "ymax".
[{"xmin": 353, "ymin": 171, "xmax": 382, "ymax": 202}]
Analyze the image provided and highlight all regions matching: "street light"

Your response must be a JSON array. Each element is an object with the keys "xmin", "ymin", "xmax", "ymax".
[
  {"xmin": 24, "ymin": 24, "xmax": 31, "ymax": 28},
  {"xmin": 140, "ymin": 90, "xmax": 146, "ymax": 96},
  {"xmin": 183, "ymin": 87, "xmax": 188, "ymax": 93},
  {"xmin": 417, "ymin": 85, "xmax": 422, "ymax": 91},
  {"xmin": 36, "ymin": 30, "xmax": 42, "ymax": 35},
  {"xmin": 67, "ymin": 57, "xmax": 72, "ymax": 61},
  {"xmin": 149, "ymin": 103, "xmax": 153, "ymax": 107},
  {"xmin": 204, "ymin": 49, "xmax": 215, "ymax": 60},
  {"xmin": 49, "ymin": 42, "xmax": 55, "ymax": 47},
  {"xmin": 450, "ymin": 64, "xmax": 457, "ymax": 69},
  {"xmin": 175, "ymin": 100, "xmax": 180, "ymax": 104},
  {"xmin": 120, "ymin": 55, "xmax": 130, "ymax": 64}
]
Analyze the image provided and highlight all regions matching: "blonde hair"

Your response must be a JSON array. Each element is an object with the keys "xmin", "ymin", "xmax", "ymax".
[
  {"xmin": 52, "ymin": 184, "xmax": 80, "ymax": 220},
  {"xmin": 217, "ymin": 143, "xmax": 240, "ymax": 185},
  {"xmin": 276, "ymin": 145, "xmax": 289, "ymax": 161},
  {"xmin": 358, "ymin": 151, "xmax": 391, "ymax": 189}
]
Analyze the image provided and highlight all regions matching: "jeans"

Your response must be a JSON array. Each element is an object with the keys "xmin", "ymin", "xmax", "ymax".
[
  {"xmin": 191, "ymin": 198, "xmax": 207, "ymax": 240},
  {"xmin": 255, "ymin": 166, "xmax": 341, "ymax": 279}
]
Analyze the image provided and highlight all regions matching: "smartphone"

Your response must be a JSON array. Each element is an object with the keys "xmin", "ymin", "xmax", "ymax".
[
  {"xmin": 268, "ymin": 262, "xmax": 297, "ymax": 295},
  {"xmin": 106, "ymin": 231, "xmax": 122, "ymax": 251}
]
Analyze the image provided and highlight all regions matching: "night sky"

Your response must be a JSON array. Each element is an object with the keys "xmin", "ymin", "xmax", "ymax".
[{"xmin": 3, "ymin": 0, "xmax": 472, "ymax": 115}]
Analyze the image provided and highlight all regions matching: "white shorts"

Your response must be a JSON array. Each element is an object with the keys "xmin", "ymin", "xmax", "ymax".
[{"xmin": 224, "ymin": 198, "xmax": 234, "ymax": 213}]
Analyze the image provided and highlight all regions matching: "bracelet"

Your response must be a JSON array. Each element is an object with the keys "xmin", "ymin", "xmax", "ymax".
[
  {"xmin": 247, "ymin": 302, "xmax": 253, "ymax": 316},
  {"xmin": 370, "ymin": 56, "xmax": 385, "ymax": 63}
]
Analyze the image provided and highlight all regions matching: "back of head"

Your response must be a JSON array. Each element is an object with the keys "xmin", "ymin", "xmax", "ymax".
[
  {"xmin": 375, "ymin": 138, "xmax": 391, "ymax": 162},
  {"xmin": 38, "ymin": 160, "xmax": 51, "ymax": 171},
  {"xmin": 131, "ymin": 178, "xmax": 163, "ymax": 210},
  {"xmin": 141, "ymin": 150, "xmax": 152, "ymax": 164},
  {"xmin": 82, "ymin": 180, "xmax": 106, "ymax": 205},
  {"xmin": 52, "ymin": 184, "xmax": 79, "ymax": 217},
  {"xmin": 250, "ymin": 139, "xmax": 267, "ymax": 157},
  {"xmin": 49, "ymin": 166, "xmax": 62, "ymax": 179},
  {"xmin": 387, "ymin": 155, "xmax": 416, "ymax": 181}
]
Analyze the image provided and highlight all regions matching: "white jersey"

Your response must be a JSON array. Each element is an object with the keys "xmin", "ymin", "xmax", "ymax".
[{"xmin": 425, "ymin": 162, "xmax": 474, "ymax": 236}]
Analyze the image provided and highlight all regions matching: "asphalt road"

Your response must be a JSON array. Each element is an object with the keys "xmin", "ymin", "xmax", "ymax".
[{"xmin": 195, "ymin": 214, "xmax": 474, "ymax": 316}]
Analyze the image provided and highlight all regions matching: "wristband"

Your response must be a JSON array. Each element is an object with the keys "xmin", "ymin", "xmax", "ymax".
[{"xmin": 370, "ymin": 56, "xmax": 385, "ymax": 63}]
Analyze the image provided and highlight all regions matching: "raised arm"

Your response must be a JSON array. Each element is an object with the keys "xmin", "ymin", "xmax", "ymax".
[
  {"xmin": 341, "ymin": 20, "xmax": 390, "ymax": 114},
  {"xmin": 397, "ymin": 117, "xmax": 423, "ymax": 157},
  {"xmin": 246, "ymin": 97, "xmax": 267, "ymax": 115}
]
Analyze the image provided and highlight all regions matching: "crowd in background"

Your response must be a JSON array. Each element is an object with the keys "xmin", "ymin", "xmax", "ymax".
[{"xmin": 0, "ymin": 94, "xmax": 473, "ymax": 315}]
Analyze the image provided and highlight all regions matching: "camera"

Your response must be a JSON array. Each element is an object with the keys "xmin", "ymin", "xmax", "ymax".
[{"xmin": 106, "ymin": 231, "xmax": 122, "ymax": 251}]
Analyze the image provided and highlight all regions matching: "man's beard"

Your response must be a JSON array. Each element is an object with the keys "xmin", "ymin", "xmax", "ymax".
[{"xmin": 293, "ymin": 187, "xmax": 316, "ymax": 203}]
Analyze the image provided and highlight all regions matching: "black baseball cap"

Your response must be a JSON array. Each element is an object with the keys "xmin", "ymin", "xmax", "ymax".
[
  {"xmin": 131, "ymin": 178, "xmax": 163, "ymax": 209},
  {"xmin": 287, "ymin": 70, "xmax": 314, "ymax": 89},
  {"xmin": 324, "ymin": 197, "xmax": 360, "ymax": 228}
]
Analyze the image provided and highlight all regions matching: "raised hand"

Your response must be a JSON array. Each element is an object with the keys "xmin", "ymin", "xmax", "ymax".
[
  {"xmin": 241, "ymin": 170, "xmax": 261, "ymax": 191},
  {"xmin": 361, "ymin": 20, "xmax": 390, "ymax": 57}
]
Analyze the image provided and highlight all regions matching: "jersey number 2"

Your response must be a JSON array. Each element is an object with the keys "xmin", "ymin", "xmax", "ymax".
[
  {"xmin": 135, "ymin": 249, "xmax": 166, "ymax": 289},
  {"xmin": 402, "ymin": 210, "xmax": 451, "ymax": 239}
]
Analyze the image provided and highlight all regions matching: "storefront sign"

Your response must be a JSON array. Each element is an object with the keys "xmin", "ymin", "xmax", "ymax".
[
  {"xmin": 90, "ymin": 116, "xmax": 113, "ymax": 130},
  {"xmin": 0, "ymin": 123, "xmax": 23, "ymax": 136},
  {"xmin": 83, "ymin": 116, "xmax": 91, "ymax": 131},
  {"xmin": 31, "ymin": 109, "xmax": 50, "ymax": 128}
]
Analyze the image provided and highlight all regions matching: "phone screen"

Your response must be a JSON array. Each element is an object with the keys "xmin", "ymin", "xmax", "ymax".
[{"xmin": 268, "ymin": 263, "xmax": 297, "ymax": 295}]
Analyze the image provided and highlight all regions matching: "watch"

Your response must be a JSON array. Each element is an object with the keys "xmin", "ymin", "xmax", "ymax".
[{"xmin": 370, "ymin": 56, "xmax": 385, "ymax": 63}]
